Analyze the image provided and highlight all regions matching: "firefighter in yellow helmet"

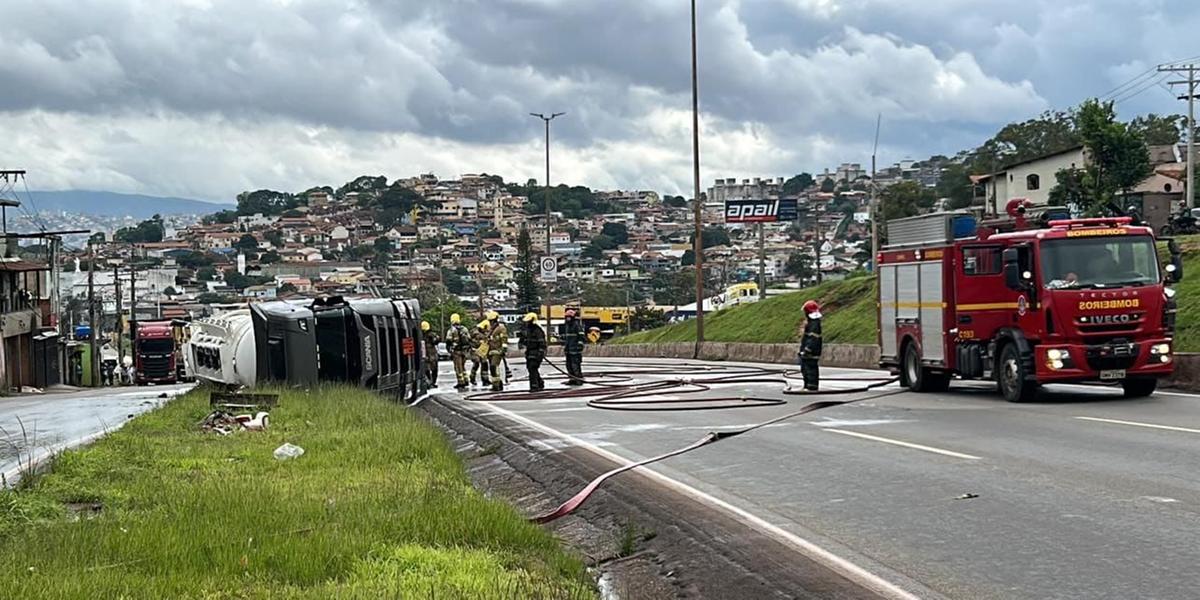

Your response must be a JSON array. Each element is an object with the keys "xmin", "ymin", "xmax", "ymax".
[
  {"xmin": 470, "ymin": 320, "xmax": 491, "ymax": 388},
  {"xmin": 420, "ymin": 320, "xmax": 440, "ymax": 388},
  {"xmin": 445, "ymin": 313, "xmax": 471, "ymax": 390},
  {"xmin": 518, "ymin": 312, "xmax": 547, "ymax": 392},
  {"xmin": 486, "ymin": 311, "xmax": 508, "ymax": 391}
]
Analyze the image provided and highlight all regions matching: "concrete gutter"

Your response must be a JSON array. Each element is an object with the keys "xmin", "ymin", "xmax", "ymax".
[{"xmin": 557, "ymin": 343, "xmax": 1200, "ymax": 391}]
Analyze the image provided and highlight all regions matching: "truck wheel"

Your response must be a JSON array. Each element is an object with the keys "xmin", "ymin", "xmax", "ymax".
[
  {"xmin": 900, "ymin": 343, "xmax": 945, "ymax": 393},
  {"xmin": 997, "ymin": 343, "xmax": 1037, "ymax": 403},
  {"xmin": 1122, "ymin": 378, "xmax": 1157, "ymax": 398}
]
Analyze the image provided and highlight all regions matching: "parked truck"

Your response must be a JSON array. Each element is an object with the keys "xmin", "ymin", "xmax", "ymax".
[
  {"xmin": 134, "ymin": 320, "xmax": 178, "ymax": 385},
  {"xmin": 878, "ymin": 202, "xmax": 1182, "ymax": 402}
]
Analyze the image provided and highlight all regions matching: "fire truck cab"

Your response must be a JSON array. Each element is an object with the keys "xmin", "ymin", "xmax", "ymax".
[{"xmin": 878, "ymin": 206, "xmax": 1182, "ymax": 402}]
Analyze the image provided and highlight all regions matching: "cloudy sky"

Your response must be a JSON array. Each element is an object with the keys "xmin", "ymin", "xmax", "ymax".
[{"xmin": 2, "ymin": 0, "xmax": 1198, "ymax": 203}]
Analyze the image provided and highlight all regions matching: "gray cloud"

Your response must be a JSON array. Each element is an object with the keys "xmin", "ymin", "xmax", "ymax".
[{"xmin": 0, "ymin": 0, "xmax": 1192, "ymax": 201}]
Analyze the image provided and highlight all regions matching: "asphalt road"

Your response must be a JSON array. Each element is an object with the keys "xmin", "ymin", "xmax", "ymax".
[
  {"xmin": 437, "ymin": 357, "xmax": 1200, "ymax": 600},
  {"xmin": 0, "ymin": 384, "xmax": 194, "ymax": 482}
]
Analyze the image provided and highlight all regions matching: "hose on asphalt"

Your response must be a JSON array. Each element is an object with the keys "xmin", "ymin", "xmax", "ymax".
[{"xmin": 458, "ymin": 355, "xmax": 900, "ymax": 523}]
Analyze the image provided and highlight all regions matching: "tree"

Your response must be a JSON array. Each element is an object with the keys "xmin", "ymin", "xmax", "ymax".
[
  {"xmin": 260, "ymin": 251, "xmax": 281, "ymax": 264},
  {"xmin": 690, "ymin": 226, "xmax": 731, "ymax": 250},
  {"xmin": 935, "ymin": 161, "xmax": 976, "ymax": 210},
  {"xmin": 335, "ymin": 175, "xmax": 388, "ymax": 199},
  {"xmin": 278, "ymin": 282, "xmax": 298, "ymax": 295},
  {"xmin": 236, "ymin": 189, "xmax": 299, "ymax": 216},
  {"xmin": 175, "ymin": 250, "xmax": 213, "ymax": 269},
  {"xmin": 196, "ymin": 266, "xmax": 217, "ymax": 282},
  {"xmin": 628, "ymin": 306, "xmax": 667, "ymax": 332},
  {"xmin": 820, "ymin": 178, "xmax": 836, "ymax": 193},
  {"xmin": 203, "ymin": 210, "xmax": 238, "ymax": 225},
  {"xmin": 264, "ymin": 229, "xmax": 284, "ymax": 247},
  {"xmin": 374, "ymin": 236, "xmax": 395, "ymax": 255},
  {"xmin": 1076, "ymin": 99, "xmax": 1152, "ymax": 211},
  {"xmin": 600, "ymin": 222, "xmax": 629, "ymax": 245},
  {"xmin": 785, "ymin": 252, "xmax": 814, "ymax": 281},
  {"xmin": 114, "ymin": 215, "xmax": 165, "ymax": 244},
  {"xmin": 1047, "ymin": 168, "xmax": 1088, "ymax": 210},
  {"xmin": 580, "ymin": 283, "xmax": 632, "ymax": 306},
  {"xmin": 235, "ymin": 234, "xmax": 259, "ymax": 252},
  {"xmin": 782, "ymin": 173, "xmax": 815, "ymax": 195},
  {"xmin": 514, "ymin": 227, "xmax": 541, "ymax": 313},
  {"xmin": 442, "ymin": 267, "xmax": 465, "ymax": 295},
  {"xmin": 663, "ymin": 195, "xmax": 688, "ymax": 208},
  {"xmin": 88, "ymin": 232, "xmax": 106, "ymax": 245},
  {"xmin": 223, "ymin": 268, "xmax": 269, "ymax": 291},
  {"xmin": 974, "ymin": 109, "xmax": 1080, "ymax": 169},
  {"xmin": 1129, "ymin": 114, "xmax": 1185, "ymax": 146},
  {"xmin": 880, "ymin": 181, "xmax": 937, "ymax": 221},
  {"xmin": 197, "ymin": 292, "xmax": 238, "ymax": 304},
  {"xmin": 163, "ymin": 286, "xmax": 177, "ymax": 296}
]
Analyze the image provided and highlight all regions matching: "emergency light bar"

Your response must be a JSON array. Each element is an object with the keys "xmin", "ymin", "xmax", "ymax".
[{"xmin": 1047, "ymin": 217, "xmax": 1133, "ymax": 229}]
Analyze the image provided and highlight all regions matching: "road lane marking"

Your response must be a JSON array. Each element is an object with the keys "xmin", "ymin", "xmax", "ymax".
[
  {"xmin": 823, "ymin": 429, "xmax": 982, "ymax": 460},
  {"xmin": 1074, "ymin": 416, "xmax": 1200, "ymax": 434},
  {"xmin": 469, "ymin": 400, "xmax": 928, "ymax": 600}
]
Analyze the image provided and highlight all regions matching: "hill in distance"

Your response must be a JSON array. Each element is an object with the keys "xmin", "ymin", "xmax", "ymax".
[{"xmin": 22, "ymin": 190, "xmax": 233, "ymax": 219}]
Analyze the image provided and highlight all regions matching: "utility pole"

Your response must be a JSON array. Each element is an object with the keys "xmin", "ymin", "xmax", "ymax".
[
  {"xmin": 0, "ymin": 171, "xmax": 25, "ymax": 234},
  {"xmin": 113, "ymin": 263, "xmax": 125, "ymax": 368},
  {"xmin": 869, "ymin": 114, "xmax": 882, "ymax": 268},
  {"xmin": 529, "ymin": 111, "xmax": 565, "ymax": 343},
  {"xmin": 757, "ymin": 222, "xmax": 766, "ymax": 297},
  {"xmin": 690, "ymin": 0, "xmax": 705, "ymax": 359},
  {"xmin": 129, "ymin": 262, "xmax": 137, "ymax": 353},
  {"xmin": 1161, "ymin": 63, "xmax": 1198, "ymax": 208},
  {"xmin": 87, "ymin": 243, "xmax": 99, "ymax": 387}
]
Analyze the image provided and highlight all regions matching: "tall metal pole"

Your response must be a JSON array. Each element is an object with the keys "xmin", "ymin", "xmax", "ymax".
[
  {"xmin": 529, "ymin": 111, "xmax": 565, "ymax": 339},
  {"xmin": 114, "ymin": 263, "xmax": 124, "ymax": 369},
  {"xmin": 869, "ymin": 114, "xmax": 882, "ymax": 268},
  {"xmin": 87, "ymin": 244, "xmax": 98, "ymax": 387},
  {"xmin": 1159, "ymin": 63, "xmax": 1198, "ymax": 207},
  {"xmin": 757, "ymin": 222, "xmax": 766, "ymax": 297},
  {"xmin": 690, "ymin": 0, "xmax": 705, "ymax": 359}
]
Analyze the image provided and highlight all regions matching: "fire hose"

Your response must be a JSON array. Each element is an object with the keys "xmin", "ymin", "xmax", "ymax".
[{"xmin": 463, "ymin": 357, "xmax": 900, "ymax": 523}]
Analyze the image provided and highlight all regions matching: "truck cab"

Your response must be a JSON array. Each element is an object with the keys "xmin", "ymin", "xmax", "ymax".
[
  {"xmin": 879, "ymin": 209, "xmax": 1180, "ymax": 402},
  {"xmin": 134, "ymin": 321, "xmax": 178, "ymax": 385}
]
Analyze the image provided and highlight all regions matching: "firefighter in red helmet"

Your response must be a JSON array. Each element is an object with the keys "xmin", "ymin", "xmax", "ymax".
[{"xmin": 798, "ymin": 300, "xmax": 823, "ymax": 391}]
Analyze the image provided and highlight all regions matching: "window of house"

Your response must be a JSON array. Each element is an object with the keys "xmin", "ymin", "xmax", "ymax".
[
  {"xmin": 962, "ymin": 247, "xmax": 1002, "ymax": 275},
  {"xmin": 1026, "ymin": 174, "xmax": 1040, "ymax": 191}
]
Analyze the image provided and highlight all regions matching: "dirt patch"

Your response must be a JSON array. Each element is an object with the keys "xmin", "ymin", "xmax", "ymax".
[{"xmin": 424, "ymin": 395, "xmax": 884, "ymax": 600}]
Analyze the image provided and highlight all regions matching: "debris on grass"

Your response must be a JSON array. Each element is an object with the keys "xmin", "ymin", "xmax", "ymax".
[{"xmin": 273, "ymin": 443, "xmax": 305, "ymax": 461}]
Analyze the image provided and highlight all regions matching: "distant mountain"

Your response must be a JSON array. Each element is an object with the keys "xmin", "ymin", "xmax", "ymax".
[{"xmin": 21, "ymin": 191, "xmax": 232, "ymax": 219}]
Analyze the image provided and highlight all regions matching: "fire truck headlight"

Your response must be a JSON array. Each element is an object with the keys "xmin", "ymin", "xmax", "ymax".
[
  {"xmin": 1047, "ymin": 349, "xmax": 1065, "ymax": 361},
  {"xmin": 1050, "ymin": 359, "xmax": 1065, "ymax": 370},
  {"xmin": 1151, "ymin": 344, "xmax": 1172, "ymax": 363},
  {"xmin": 1045, "ymin": 348, "xmax": 1074, "ymax": 371}
]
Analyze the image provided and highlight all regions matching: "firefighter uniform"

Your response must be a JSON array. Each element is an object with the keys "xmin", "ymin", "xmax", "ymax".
[
  {"xmin": 798, "ymin": 302, "xmax": 823, "ymax": 391},
  {"xmin": 562, "ymin": 311, "xmax": 586, "ymax": 385},
  {"xmin": 519, "ymin": 313, "xmax": 547, "ymax": 392},
  {"xmin": 445, "ymin": 314, "xmax": 472, "ymax": 390},
  {"xmin": 487, "ymin": 317, "xmax": 509, "ymax": 392},
  {"xmin": 470, "ymin": 322, "xmax": 491, "ymax": 387},
  {"xmin": 421, "ymin": 321, "xmax": 440, "ymax": 388}
]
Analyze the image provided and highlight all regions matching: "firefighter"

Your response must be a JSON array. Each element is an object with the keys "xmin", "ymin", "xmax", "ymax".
[
  {"xmin": 486, "ymin": 311, "xmax": 508, "ymax": 391},
  {"xmin": 445, "ymin": 313, "xmax": 472, "ymax": 390},
  {"xmin": 562, "ymin": 308, "xmax": 586, "ymax": 386},
  {"xmin": 470, "ymin": 321, "xmax": 491, "ymax": 388},
  {"xmin": 519, "ymin": 313, "xmax": 547, "ymax": 392},
  {"xmin": 798, "ymin": 300, "xmax": 823, "ymax": 391},
  {"xmin": 421, "ymin": 321, "xmax": 440, "ymax": 388}
]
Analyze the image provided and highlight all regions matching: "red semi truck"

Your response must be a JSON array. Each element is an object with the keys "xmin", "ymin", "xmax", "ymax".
[
  {"xmin": 878, "ymin": 204, "xmax": 1181, "ymax": 402},
  {"xmin": 134, "ymin": 320, "xmax": 178, "ymax": 385}
]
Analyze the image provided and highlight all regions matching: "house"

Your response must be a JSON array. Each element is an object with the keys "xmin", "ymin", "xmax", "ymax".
[
  {"xmin": 242, "ymin": 285, "xmax": 278, "ymax": 299},
  {"xmin": 274, "ymin": 276, "xmax": 313, "ymax": 293},
  {"xmin": 0, "ymin": 256, "xmax": 53, "ymax": 390},
  {"xmin": 973, "ymin": 146, "xmax": 1086, "ymax": 213},
  {"xmin": 201, "ymin": 232, "xmax": 242, "ymax": 250}
]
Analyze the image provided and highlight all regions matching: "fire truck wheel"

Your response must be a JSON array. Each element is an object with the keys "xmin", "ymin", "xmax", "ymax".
[
  {"xmin": 902, "ymin": 342, "xmax": 949, "ymax": 393},
  {"xmin": 997, "ymin": 343, "xmax": 1037, "ymax": 403},
  {"xmin": 1121, "ymin": 378, "xmax": 1157, "ymax": 398}
]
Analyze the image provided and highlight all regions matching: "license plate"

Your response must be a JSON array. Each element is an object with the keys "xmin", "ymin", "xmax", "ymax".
[{"xmin": 1100, "ymin": 369, "xmax": 1126, "ymax": 381}]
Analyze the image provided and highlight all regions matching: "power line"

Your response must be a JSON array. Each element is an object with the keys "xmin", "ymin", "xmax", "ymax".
[{"xmin": 1111, "ymin": 73, "xmax": 1171, "ymax": 105}]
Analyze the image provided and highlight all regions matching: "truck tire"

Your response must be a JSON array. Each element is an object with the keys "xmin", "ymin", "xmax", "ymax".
[
  {"xmin": 1122, "ymin": 378, "xmax": 1157, "ymax": 398},
  {"xmin": 997, "ymin": 343, "xmax": 1037, "ymax": 402},
  {"xmin": 902, "ymin": 343, "xmax": 950, "ymax": 393}
]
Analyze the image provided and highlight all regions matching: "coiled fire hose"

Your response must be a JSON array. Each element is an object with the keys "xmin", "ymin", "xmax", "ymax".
[{"xmin": 463, "ymin": 357, "xmax": 900, "ymax": 524}]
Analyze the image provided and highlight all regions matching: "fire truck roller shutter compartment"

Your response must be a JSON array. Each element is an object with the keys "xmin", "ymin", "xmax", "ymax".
[
  {"xmin": 920, "ymin": 261, "xmax": 945, "ymax": 362},
  {"xmin": 880, "ymin": 265, "xmax": 898, "ymax": 359}
]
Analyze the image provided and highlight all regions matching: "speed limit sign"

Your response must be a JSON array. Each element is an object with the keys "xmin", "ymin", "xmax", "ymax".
[{"xmin": 539, "ymin": 256, "xmax": 558, "ymax": 283}]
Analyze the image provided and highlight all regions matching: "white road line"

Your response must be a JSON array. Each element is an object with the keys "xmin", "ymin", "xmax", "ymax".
[
  {"xmin": 472, "ymin": 401, "xmax": 926, "ymax": 600},
  {"xmin": 823, "ymin": 429, "xmax": 982, "ymax": 461},
  {"xmin": 1074, "ymin": 416, "xmax": 1200, "ymax": 434}
]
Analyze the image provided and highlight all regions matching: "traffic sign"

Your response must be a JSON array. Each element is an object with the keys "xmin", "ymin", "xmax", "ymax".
[{"xmin": 540, "ymin": 256, "xmax": 558, "ymax": 283}]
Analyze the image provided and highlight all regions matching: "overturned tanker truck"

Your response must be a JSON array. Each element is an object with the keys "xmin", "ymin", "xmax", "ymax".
[{"xmin": 186, "ymin": 296, "xmax": 425, "ymax": 402}]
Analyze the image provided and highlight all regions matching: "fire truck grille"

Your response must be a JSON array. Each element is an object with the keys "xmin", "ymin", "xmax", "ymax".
[{"xmin": 1084, "ymin": 343, "xmax": 1139, "ymax": 371}]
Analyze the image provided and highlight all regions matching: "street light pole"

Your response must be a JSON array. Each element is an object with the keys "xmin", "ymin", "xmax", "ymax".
[
  {"xmin": 530, "ymin": 111, "xmax": 566, "ymax": 341},
  {"xmin": 690, "ymin": 0, "xmax": 705, "ymax": 359}
]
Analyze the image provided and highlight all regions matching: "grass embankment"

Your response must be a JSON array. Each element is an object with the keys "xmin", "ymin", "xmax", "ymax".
[
  {"xmin": 621, "ymin": 236, "xmax": 1200, "ymax": 351},
  {"xmin": 619, "ymin": 276, "xmax": 877, "ymax": 346},
  {"xmin": 0, "ymin": 387, "xmax": 591, "ymax": 598}
]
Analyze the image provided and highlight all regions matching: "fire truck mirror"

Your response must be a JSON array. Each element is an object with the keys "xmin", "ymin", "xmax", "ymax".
[{"xmin": 1002, "ymin": 248, "xmax": 1024, "ymax": 291}]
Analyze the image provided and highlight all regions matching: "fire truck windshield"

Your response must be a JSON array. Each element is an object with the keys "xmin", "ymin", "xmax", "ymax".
[{"xmin": 1041, "ymin": 235, "xmax": 1159, "ymax": 289}]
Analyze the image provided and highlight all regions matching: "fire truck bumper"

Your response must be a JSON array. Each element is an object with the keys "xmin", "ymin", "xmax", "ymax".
[{"xmin": 1034, "ymin": 340, "xmax": 1175, "ymax": 383}]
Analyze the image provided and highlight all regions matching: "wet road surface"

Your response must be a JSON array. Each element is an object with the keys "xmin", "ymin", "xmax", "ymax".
[
  {"xmin": 435, "ymin": 357, "xmax": 1200, "ymax": 600},
  {"xmin": 0, "ymin": 384, "xmax": 194, "ymax": 482}
]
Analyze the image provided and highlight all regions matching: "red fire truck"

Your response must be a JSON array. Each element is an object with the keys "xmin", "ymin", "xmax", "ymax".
[
  {"xmin": 878, "ymin": 203, "xmax": 1182, "ymax": 402},
  {"xmin": 134, "ymin": 321, "xmax": 178, "ymax": 385}
]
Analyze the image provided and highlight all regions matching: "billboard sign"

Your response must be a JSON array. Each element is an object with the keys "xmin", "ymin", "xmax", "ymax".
[{"xmin": 724, "ymin": 198, "xmax": 798, "ymax": 223}]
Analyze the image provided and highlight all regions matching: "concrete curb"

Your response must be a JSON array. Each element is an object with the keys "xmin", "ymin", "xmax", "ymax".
[{"xmin": 557, "ymin": 344, "xmax": 1200, "ymax": 391}]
